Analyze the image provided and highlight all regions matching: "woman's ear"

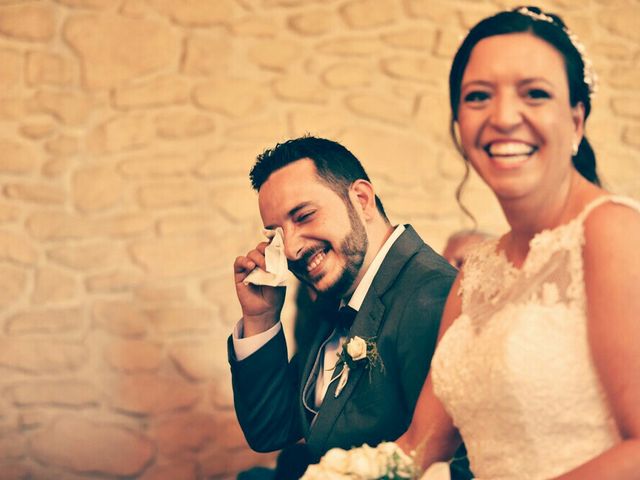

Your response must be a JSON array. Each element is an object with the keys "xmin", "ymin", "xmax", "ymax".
[
  {"xmin": 572, "ymin": 101, "xmax": 585, "ymax": 145},
  {"xmin": 349, "ymin": 179, "xmax": 377, "ymax": 220}
]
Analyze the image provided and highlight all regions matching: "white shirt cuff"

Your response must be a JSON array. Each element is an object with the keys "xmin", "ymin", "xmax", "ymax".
[{"xmin": 232, "ymin": 319, "xmax": 282, "ymax": 361}]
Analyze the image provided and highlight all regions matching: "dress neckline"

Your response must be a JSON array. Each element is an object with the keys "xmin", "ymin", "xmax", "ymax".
[{"xmin": 493, "ymin": 194, "xmax": 613, "ymax": 273}]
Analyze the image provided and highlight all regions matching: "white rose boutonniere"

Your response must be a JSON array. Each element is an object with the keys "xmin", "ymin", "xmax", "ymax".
[
  {"xmin": 346, "ymin": 336, "xmax": 368, "ymax": 361},
  {"xmin": 334, "ymin": 335, "xmax": 384, "ymax": 398}
]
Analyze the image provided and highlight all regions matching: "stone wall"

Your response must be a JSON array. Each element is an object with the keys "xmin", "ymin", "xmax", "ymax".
[{"xmin": 0, "ymin": 0, "xmax": 637, "ymax": 479}]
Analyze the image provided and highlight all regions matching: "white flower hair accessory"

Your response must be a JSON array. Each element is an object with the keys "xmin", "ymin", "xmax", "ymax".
[{"xmin": 333, "ymin": 335, "xmax": 384, "ymax": 398}]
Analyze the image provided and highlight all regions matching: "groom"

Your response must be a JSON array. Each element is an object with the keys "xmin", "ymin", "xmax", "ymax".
[{"xmin": 229, "ymin": 136, "xmax": 459, "ymax": 474}]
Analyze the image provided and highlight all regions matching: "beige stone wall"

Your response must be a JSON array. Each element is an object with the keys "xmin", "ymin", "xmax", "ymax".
[{"xmin": 0, "ymin": 0, "xmax": 637, "ymax": 479}]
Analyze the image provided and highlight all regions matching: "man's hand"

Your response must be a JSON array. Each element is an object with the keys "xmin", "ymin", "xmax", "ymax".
[{"xmin": 234, "ymin": 241, "xmax": 286, "ymax": 337}]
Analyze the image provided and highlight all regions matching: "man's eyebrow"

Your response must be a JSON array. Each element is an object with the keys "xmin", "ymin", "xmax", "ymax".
[
  {"xmin": 288, "ymin": 201, "xmax": 313, "ymax": 218},
  {"xmin": 264, "ymin": 202, "xmax": 313, "ymax": 230}
]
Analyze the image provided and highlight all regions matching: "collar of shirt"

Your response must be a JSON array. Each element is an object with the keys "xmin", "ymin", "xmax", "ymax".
[{"xmin": 341, "ymin": 224, "xmax": 405, "ymax": 312}]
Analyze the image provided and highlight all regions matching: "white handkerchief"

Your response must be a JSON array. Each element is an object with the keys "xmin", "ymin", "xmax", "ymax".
[{"xmin": 243, "ymin": 227, "xmax": 288, "ymax": 287}]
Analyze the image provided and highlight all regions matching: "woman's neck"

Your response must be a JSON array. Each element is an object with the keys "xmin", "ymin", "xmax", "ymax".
[{"xmin": 498, "ymin": 172, "xmax": 598, "ymax": 267}]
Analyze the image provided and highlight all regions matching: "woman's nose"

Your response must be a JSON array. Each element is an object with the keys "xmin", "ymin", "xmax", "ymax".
[{"xmin": 489, "ymin": 95, "xmax": 523, "ymax": 131}]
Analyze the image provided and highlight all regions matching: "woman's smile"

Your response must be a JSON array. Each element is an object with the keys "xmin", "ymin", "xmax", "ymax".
[{"xmin": 483, "ymin": 140, "xmax": 538, "ymax": 169}]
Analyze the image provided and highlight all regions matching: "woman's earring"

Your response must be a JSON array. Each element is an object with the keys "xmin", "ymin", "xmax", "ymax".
[{"xmin": 572, "ymin": 140, "xmax": 580, "ymax": 156}]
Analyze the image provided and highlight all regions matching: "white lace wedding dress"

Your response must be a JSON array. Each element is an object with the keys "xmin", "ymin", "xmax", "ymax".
[{"xmin": 431, "ymin": 196, "xmax": 639, "ymax": 479}]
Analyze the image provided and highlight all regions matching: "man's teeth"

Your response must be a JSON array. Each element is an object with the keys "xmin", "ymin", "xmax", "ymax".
[
  {"xmin": 488, "ymin": 142, "xmax": 535, "ymax": 156},
  {"xmin": 307, "ymin": 251, "xmax": 326, "ymax": 271}
]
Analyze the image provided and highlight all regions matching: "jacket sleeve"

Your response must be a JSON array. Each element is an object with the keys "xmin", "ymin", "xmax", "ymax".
[{"xmin": 227, "ymin": 328, "xmax": 304, "ymax": 452}]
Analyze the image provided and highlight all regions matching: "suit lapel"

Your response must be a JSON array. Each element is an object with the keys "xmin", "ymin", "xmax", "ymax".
[
  {"xmin": 303, "ymin": 226, "xmax": 425, "ymax": 452},
  {"xmin": 305, "ymin": 297, "xmax": 385, "ymax": 450},
  {"xmin": 369, "ymin": 225, "xmax": 423, "ymax": 298}
]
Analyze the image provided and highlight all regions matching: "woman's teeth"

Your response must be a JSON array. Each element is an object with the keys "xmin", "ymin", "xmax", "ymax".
[
  {"xmin": 307, "ymin": 251, "xmax": 326, "ymax": 271},
  {"xmin": 487, "ymin": 142, "xmax": 536, "ymax": 156}
]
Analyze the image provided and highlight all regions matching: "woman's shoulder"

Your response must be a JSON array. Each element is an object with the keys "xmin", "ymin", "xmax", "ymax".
[
  {"xmin": 581, "ymin": 194, "xmax": 640, "ymax": 230},
  {"xmin": 581, "ymin": 195, "xmax": 640, "ymax": 259}
]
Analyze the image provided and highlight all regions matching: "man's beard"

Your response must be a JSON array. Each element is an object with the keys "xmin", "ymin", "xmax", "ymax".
[{"xmin": 288, "ymin": 201, "xmax": 368, "ymax": 300}]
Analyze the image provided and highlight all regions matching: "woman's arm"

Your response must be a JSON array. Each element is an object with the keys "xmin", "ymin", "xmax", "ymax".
[
  {"xmin": 396, "ymin": 274, "xmax": 464, "ymax": 469},
  {"xmin": 554, "ymin": 201, "xmax": 640, "ymax": 479}
]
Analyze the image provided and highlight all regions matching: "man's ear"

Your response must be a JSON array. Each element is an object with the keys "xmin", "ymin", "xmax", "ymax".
[{"xmin": 349, "ymin": 179, "xmax": 377, "ymax": 220}]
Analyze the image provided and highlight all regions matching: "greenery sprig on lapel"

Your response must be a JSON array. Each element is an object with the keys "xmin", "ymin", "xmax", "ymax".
[{"xmin": 333, "ymin": 335, "xmax": 384, "ymax": 398}]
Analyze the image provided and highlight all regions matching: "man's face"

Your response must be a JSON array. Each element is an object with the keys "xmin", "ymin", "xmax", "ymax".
[{"xmin": 258, "ymin": 158, "xmax": 368, "ymax": 299}]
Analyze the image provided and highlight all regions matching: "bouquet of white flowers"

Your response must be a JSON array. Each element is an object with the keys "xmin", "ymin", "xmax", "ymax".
[{"xmin": 300, "ymin": 442, "xmax": 451, "ymax": 480}]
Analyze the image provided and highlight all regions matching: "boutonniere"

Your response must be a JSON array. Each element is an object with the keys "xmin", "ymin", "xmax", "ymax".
[{"xmin": 334, "ymin": 335, "xmax": 384, "ymax": 398}]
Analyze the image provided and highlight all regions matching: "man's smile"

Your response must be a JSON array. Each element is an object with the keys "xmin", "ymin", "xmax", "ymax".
[
  {"xmin": 289, "ymin": 245, "xmax": 331, "ymax": 281},
  {"xmin": 307, "ymin": 249, "xmax": 327, "ymax": 273}
]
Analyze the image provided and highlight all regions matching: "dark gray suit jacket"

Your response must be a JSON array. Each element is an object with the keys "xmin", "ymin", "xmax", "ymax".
[{"xmin": 228, "ymin": 225, "xmax": 456, "ymax": 461}]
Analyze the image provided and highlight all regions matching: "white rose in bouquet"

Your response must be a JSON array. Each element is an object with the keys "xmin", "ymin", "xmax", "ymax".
[
  {"xmin": 322, "ymin": 447, "xmax": 350, "ymax": 472},
  {"xmin": 300, "ymin": 442, "xmax": 421, "ymax": 479},
  {"xmin": 376, "ymin": 442, "xmax": 416, "ymax": 477},
  {"xmin": 347, "ymin": 444, "xmax": 386, "ymax": 478}
]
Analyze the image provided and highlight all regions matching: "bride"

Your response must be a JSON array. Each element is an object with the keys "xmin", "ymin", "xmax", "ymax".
[
  {"xmin": 396, "ymin": 6, "xmax": 640, "ymax": 479},
  {"xmin": 303, "ymin": 6, "xmax": 640, "ymax": 479}
]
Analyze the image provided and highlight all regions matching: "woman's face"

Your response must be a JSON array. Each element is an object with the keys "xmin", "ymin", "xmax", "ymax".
[{"xmin": 456, "ymin": 32, "xmax": 584, "ymax": 202}]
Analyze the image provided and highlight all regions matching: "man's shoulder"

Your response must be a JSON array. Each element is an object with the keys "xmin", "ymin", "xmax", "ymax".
[
  {"xmin": 389, "ymin": 225, "xmax": 456, "ymax": 280},
  {"xmin": 391, "ymin": 251, "xmax": 456, "ymax": 299},
  {"xmin": 370, "ymin": 228, "xmax": 455, "ymax": 311}
]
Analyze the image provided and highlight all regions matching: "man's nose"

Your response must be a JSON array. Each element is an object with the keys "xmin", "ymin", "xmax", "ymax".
[{"xmin": 282, "ymin": 227, "xmax": 304, "ymax": 261}]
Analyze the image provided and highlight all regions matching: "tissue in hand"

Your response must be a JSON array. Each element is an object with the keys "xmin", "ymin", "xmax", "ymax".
[{"xmin": 243, "ymin": 227, "xmax": 289, "ymax": 287}]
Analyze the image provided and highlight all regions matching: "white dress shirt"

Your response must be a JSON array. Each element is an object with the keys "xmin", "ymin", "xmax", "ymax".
[{"xmin": 233, "ymin": 225, "xmax": 405, "ymax": 407}]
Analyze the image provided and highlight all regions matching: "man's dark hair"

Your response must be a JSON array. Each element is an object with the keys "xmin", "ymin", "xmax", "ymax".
[{"xmin": 250, "ymin": 135, "xmax": 389, "ymax": 221}]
